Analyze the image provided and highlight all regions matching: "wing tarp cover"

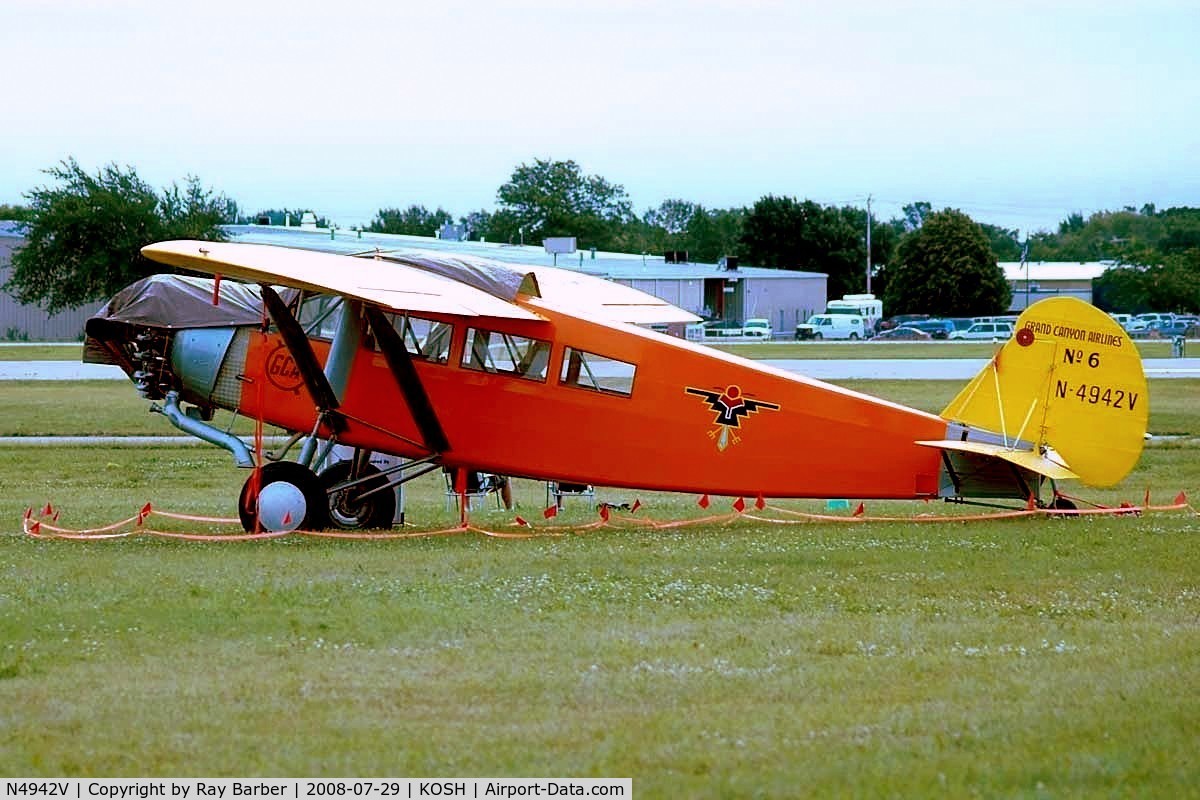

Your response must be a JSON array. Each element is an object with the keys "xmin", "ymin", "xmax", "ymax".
[{"xmin": 374, "ymin": 252, "xmax": 534, "ymax": 302}]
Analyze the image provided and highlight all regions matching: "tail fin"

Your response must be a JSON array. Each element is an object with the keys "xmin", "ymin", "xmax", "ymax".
[{"xmin": 941, "ymin": 297, "xmax": 1147, "ymax": 487}]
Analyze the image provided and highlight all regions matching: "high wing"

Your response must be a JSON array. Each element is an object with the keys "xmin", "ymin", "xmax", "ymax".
[
  {"xmin": 143, "ymin": 241, "xmax": 700, "ymax": 326},
  {"xmin": 525, "ymin": 265, "xmax": 701, "ymax": 325},
  {"xmin": 141, "ymin": 240, "xmax": 544, "ymax": 321}
]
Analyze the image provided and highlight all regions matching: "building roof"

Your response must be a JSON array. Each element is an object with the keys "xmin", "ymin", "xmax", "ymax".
[
  {"xmin": 0, "ymin": 220, "xmax": 25, "ymax": 238},
  {"xmin": 1000, "ymin": 261, "xmax": 1112, "ymax": 282},
  {"xmin": 224, "ymin": 225, "xmax": 826, "ymax": 282}
]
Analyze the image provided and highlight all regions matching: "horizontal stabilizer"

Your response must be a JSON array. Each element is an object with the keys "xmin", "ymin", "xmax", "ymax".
[{"xmin": 916, "ymin": 440, "xmax": 1078, "ymax": 481}]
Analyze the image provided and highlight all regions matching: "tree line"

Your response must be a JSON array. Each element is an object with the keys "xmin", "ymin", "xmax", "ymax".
[{"xmin": 3, "ymin": 157, "xmax": 1197, "ymax": 316}]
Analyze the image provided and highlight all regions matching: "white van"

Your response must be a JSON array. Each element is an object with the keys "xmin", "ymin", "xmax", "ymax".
[{"xmin": 794, "ymin": 314, "xmax": 866, "ymax": 340}]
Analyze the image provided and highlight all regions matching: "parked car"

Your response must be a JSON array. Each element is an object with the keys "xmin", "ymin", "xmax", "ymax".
[
  {"xmin": 794, "ymin": 314, "xmax": 867, "ymax": 340},
  {"xmin": 1144, "ymin": 320, "xmax": 1191, "ymax": 338},
  {"xmin": 910, "ymin": 319, "xmax": 955, "ymax": 339},
  {"xmin": 700, "ymin": 320, "xmax": 744, "ymax": 338},
  {"xmin": 1135, "ymin": 312, "xmax": 1175, "ymax": 328},
  {"xmin": 742, "ymin": 318, "xmax": 773, "ymax": 339},
  {"xmin": 948, "ymin": 321, "xmax": 1014, "ymax": 341},
  {"xmin": 870, "ymin": 326, "xmax": 931, "ymax": 341},
  {"xmin": 878, "ymin": 313, "xmax": 929, "ymax": 331},
  {"xmin": 1175, "ymin": 316, "xmax": 1199, "ymax": 334},
  {"xmin": 947, "ymin": 318, "xmax": 976, "ymax": 331}
]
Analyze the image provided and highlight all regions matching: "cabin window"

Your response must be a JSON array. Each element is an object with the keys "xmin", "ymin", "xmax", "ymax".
[
  {"xmin": 297, "ymin": 294, "xmax": 343, "ymax": 340},
  {"xmin": 378, "ymin": 312, "xmax": 452, "ymax": 364},
  {"xmin": 559, "ymin": 347, "xmax": 636, "ymax": 397},
  {"xmin": 461, "ymin": 328, "xmax": 551, "ymax": 381}
]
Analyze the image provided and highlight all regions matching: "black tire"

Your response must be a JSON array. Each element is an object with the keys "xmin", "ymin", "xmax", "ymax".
[
  {"xmin": 813, "ymin": 332, "xmax": 823, "ymax": 340},
  {"xmin": 1049, "ymin": 495, "xmax": 1077, "ymax": 511},
  {"xmin": 320, "ymin": 459, "xmax": 396, "ymax": 530},
  {"xmin": 848, "ymin": 332, "xmax": 859, "ymax": 340},
  {"xmin": 238, "ymin": 461, "xmax": 329, "ymax": 532}
]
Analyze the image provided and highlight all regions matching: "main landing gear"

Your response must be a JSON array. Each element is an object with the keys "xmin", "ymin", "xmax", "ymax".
[
  {"xmin": 238, "ymin": 461, "xmax": 329, "ymax": 532},
  {"xmin": 237, "ymin": 450, "xmax": 440, "ymax": 532}
]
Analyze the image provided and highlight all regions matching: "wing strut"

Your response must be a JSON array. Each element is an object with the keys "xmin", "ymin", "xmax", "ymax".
[
  {"xmin": 364, "ymin": 306, "xmax": 450, "ymax": 454},
  {"xmin": 260, "ymin": 286, "xmax": 346, "ymax": 434}
]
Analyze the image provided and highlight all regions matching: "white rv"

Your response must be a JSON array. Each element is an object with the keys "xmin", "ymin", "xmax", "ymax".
[{"xmin": 826, "ymin": 294, "xmax": 883, "ymax": 334}]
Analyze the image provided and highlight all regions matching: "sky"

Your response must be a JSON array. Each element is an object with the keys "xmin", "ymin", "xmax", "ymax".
[{"xmin": 3, "ymin": 0, "xmax": 1199, "ymax": 236}]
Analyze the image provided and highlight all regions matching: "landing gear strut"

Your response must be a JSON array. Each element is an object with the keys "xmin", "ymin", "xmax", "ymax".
[{"xmin": 320, "ymin": 459, "xmax": 396, "ymax": 530}]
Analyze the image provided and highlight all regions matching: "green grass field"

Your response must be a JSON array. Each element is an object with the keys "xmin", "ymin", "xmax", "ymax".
[{"xmin": 0, "ymin": 377, "xmax": 1197, "ymax": 794}]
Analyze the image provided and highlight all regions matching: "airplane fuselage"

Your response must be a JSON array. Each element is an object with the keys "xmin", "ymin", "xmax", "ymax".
[{"xmin": 193, "ymin": 301, "xmax": 951, "ymax": 500}]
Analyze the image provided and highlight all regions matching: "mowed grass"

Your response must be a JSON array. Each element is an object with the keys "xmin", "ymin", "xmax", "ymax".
[
  {"xmin": 0, "ymin": 378, "xmax": 1197, "ymax": 794},
  {"xmin": 0, "ymin": 344, "xmax": 85, "ymax": 361}
]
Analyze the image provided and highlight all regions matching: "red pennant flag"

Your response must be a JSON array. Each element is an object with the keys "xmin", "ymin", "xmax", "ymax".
[
  {"xmin": 754, "ymin": 494, "xmax": 765, "ymax": 510},
  {"xmin": 732, "ymin": 497, "xmax": 746, "ymax": 512},
  {"xmin": 515, "ymin": 515, "xmax": 529, "ymax": 527},
  {"xmin": 599, "ymin": 504, "xmax": 610, "ymax": 521},
  {"xmin": 30, "ymin": 521, "xmax": 41, "ymax": 534},
  {"xmin": 23, "ymin": 507, "xmax": 31, "ymax": 520},
  {"xmin": 136, "ymin": 513, "xmax": 145, "ymax": 527},
  {"xmin": 52, "ymin": 511, "xmax": 59, "ymax": 522},
  {"xmin": 1175, "ymin": 491, "xmax": 1188, "ymax": 505},
  {"xmin": 141, "ymin": 502, "xmax": 153, "ymax": 517},
  {"xmin": 282, "ymin": 511, "xmax": 293, "ymax": 526},
  {"xmin": 631, "ymin": 499, "xmax": 642, "ymax": 514},
  {"xmin": 41, "ymin": 503, "xmax": 53, "ymax": 517},
  {"xmin": 852, "ymin": 502, "xmax": 865, "ymax": 517},
  {"xmin": 697, "ymin": 494, "xmax": 710, "ymax": 509},
  {"xmin": 543, "ymin": 505, "xmax": 558, "ymax": 519}
]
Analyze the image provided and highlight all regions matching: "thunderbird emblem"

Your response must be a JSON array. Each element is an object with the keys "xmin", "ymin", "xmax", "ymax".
[{"xmin": 686, "ymin": 384, "xmax": 780, "ymax": 451}]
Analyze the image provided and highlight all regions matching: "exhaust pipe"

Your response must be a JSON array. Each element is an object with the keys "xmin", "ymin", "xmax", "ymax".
[{"xmin": 151, "ymin": 391, "xmax": 255, "ymax": 468}]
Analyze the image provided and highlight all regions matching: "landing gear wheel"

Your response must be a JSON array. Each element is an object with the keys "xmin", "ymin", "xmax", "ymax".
[
  {"xmin": 320, "ymin": 460, "xmax": 396, "ymax": 530},
  {"xmin": 238, "ymin": 461, "xmax": 329, "ymax": 532},
  {"xmin": 1049, "ymin": 495, "xmax": 1077, "ymax": 511}
]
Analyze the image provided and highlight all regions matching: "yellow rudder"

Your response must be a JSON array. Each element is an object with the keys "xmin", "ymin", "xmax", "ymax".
[{"xmin": 941, "ymin": 297, "xmax": 1148, "ymax": 487}]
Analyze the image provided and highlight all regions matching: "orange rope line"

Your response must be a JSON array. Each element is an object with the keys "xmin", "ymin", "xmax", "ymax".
[{"xmin": 20, "ymin": 493, "xmax": 1195, "ymax": 542}]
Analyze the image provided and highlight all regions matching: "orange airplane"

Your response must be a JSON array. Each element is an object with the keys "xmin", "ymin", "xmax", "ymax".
[{"xmin": 83, "ymin": 240, "xmax": 1149, "ymax": 531}]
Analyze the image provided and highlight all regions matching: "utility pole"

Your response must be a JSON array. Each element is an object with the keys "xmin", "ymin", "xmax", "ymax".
[
  {"xmin": 865, "ymin": 194, "xmax": 873, "ymax": 294},
  {"xmin": 1021, "ymin": 232, "xmax": 1030, "ymax": 310}
]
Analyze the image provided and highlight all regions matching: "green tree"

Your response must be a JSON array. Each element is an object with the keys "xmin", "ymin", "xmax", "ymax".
[
  {"xmin": 881, "ymin": 209, "xmax": 1011, "ymax": 316},
  {"xmin": 368, "ymin": 205, "xmax": 453, "ymax": 237},
  {"xmin": 979, "ymin": 223, "xmax": 1023, "ymax": 262},
  {"xmin": 493, "ymin": 159, "xmax": 633, "ymax": 250},
  {"xmin": 252, "ymin": 208, "xmax": 329, "ymax": 228},
  {"xmin": 0, "ymin": 203, "xmax": 33, "ymax": 222},
  {"xmin": 1094, "ymin": 250, "xmax": 1200, "ymax": 313},
  {"xmin": 684, "ymin": 206, "xmax": 745, "ymax": 264},
  {"xmin": 902, "ymin": 201, "xmax": 933, "ymax": 231},
  {"xmin": 738, "ymin": 195, "xmax": 868, "ymax": 298},
  {"xmin": 5, "ymin": 159, "xmax": 230, "ymax": 312},
  {"xmin": 458, "ymin": 209, "xmax": 492, "ymax": 241}
]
